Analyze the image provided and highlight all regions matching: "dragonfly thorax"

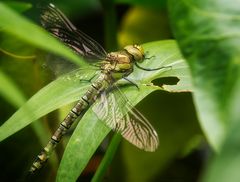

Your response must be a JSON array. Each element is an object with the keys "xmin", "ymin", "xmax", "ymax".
[
  {"xmin": 104, "ymin": 52, "xmax": 133, "ymax": 80},
  {"xmin": 103, "ymin": 45, "xmax": 145, "ymax": 80}
]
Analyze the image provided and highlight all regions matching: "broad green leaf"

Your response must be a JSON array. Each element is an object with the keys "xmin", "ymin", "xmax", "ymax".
[
  {"xmin": 204, "ymin": 77, "xmax": 240, "ymax": 182},
  {"xmin": 0, "ymin": 2, "xmax": 86, "ymax": 67},
  {"xmin": 0, "ymin": 40, "xmax": 190, "ymax": 181},
  {"xmin": 169, "ymin": 0, "xmax": 240, "ymax": 181},
  {"xmin": 203, "ymin": 121, "xmax": 240, "ymax": 182},
  {"xmin": 168, "ymin": 0, "xmax": 240, "ymax": 151}
]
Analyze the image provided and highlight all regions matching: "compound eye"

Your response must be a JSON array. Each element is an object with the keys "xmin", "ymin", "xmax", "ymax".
[
  {"xmin": 133, "ymin": 44, "xmax": 140, "ymax": 49},
  {"xmin": 124, "ymin": 44, "xmax": 144, "ymax": 62}
]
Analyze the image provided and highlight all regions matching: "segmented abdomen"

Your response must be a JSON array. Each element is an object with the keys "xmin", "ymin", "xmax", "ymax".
[{"xmin": 29, "ymin": 73, "xmax": 112, "ymax": 173}]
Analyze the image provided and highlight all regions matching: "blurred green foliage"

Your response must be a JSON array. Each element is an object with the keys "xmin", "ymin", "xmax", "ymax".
[
  {"xmin": 0, "ymin": 0, "xmax": 239, "ymax": 182},
  {"xmin": 169, "ymin": 0, "xmax": 240, "ymax": 182}
]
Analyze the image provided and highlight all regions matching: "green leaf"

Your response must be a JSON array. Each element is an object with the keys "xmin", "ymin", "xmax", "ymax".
[
  {"xmin": 0, "ymin": 69, "xmax": 26, "ymax": 108},
  {"xmin": 168, "ymin": 0, "xmax": 240, "ymax": 151},
  {"xmin": 0, "ymin": 2, "xmax": 86, "ymax": 67},
  {"xmin": 0, "ymin": 40, "xmax": 190, "ymax": 181},
  {"xmin": 169, "ymin": 0, "xmax": 240, "ymax": 181},
  {"xmin": 91, "ymin": 134, "xmax": 122, "ymax": 182},
  {"xmin": 203, "ymin": 119, "xmax": 240, "ymax": 182},
  {"xmin": 203, "ymin": 67, "xmax": 240, "ymax": 182},
  {"xmin": 4, "ymin": 1, "xmax": 32, "ymax": 13},
  {"xmin": 0, "ymin": 68, "xmax": 59, "ymax": 172},
  {"xmin": 0, "ymin": 69, "xmax": 94, "ymax": 141}
]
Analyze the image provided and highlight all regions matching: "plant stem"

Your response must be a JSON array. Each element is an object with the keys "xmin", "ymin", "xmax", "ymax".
[
  {"xmin": 101, "ymin": 0, "xmax": 118, "ymax": 51},
  {"xmin": 91, "ymin": 133, "xmax": 122, "ymax": 182}
]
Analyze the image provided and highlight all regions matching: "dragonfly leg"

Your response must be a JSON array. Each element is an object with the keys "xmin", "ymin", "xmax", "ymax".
[
  {"xmin": 145, "ymin": 55, "xmax": 155, "ymax": 60},
  {"xmin": 143, "ymin": 51, "xmax": 155, "ymax": 60},
  {"xmin": 79, "ymin": 73, "xmax": 98, "ymax": 83},
  {"xmin": 89, "ymin": 63, "xmax": 102, "ymax": 67},
  {"xmin": 142, "ymin": 52, "xmax": 172, "ymax": 70},
  {"xmin": 124, "ymin": 77, "xmax": 139, "ymax": 90}
]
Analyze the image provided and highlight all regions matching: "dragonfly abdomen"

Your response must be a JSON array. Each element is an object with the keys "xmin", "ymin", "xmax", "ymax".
[{"xmin": 29, "ymin": 73, "xmax": 112, "ymax": 173}]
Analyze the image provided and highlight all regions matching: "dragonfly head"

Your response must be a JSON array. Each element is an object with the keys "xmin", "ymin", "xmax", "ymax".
[{"xmin": 124, "ymin": 44, "xmax": 144, "ymax": 63}]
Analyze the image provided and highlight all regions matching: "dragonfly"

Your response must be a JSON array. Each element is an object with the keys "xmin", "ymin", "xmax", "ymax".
[{"xmin": 29, "ymin": 3, "xmax": 168, "ymax": 173}]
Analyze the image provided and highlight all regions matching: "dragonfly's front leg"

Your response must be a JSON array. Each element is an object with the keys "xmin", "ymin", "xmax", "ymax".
[
  {"xmin": 79, "ymin": 72, "xmax": 98, "ymax": 83},
  {"xmin": 123, "ymin": 77, "xmax": 139, "ymax": 90}
]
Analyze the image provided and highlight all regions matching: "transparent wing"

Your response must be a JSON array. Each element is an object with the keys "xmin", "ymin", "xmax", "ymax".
[
  {"xmin": 40, "ymin": 3, "xmax": 107, "ymax": 61},
  {"xmin": 61, "ymin": 68, "xmax": 101, "ymax": 82},
  {"xmin": 42, "ymin": 54, "xmax": 79, "ymax": 77},
  {"xmin": 93, "ymin": 85, "xmax": 159, "ymax": 152}
]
